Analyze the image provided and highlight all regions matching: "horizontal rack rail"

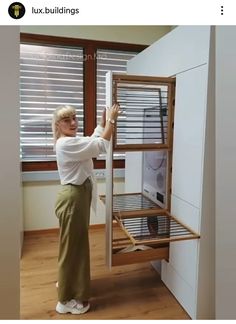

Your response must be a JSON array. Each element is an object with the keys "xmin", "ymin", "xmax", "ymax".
[
  {"xmin": 114, "ymin": 211, "xmax": 200, "ymax": 246},
  {"xmin": 100, "ymin": 192, "xmax": 163, "ymax": 217}
]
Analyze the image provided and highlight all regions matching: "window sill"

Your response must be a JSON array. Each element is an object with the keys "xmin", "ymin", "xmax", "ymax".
[{"xmin": 22, "ymin": 169, "xmax": 125, "ymax": 183}]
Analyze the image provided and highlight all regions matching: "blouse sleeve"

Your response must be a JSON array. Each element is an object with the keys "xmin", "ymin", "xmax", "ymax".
[
  {"xmin": 90, "ymin": 125, "xmax": 105, "ymax": 138},
  {"xmin": 56, "ymin": 136, "xmax": 109, "ymax": 162}
]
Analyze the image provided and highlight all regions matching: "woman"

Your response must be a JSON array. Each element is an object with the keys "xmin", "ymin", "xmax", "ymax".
[{"xmin": 52, "ymin": 104, "xmax": 119, "ymax": 315}]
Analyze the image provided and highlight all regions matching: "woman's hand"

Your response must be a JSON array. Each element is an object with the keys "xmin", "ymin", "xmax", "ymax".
[
  {"xmin": 107, "ymin": 103, "xmax": 120, "ymax": 121},
  {"xmin": 100, "ymin": 103, "xmax": 121, "ymax": 141}
]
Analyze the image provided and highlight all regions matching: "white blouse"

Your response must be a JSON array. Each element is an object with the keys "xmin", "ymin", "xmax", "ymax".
[{"xmin": 56, "ymin": 125, "xmax": 109, "ymax": 186}]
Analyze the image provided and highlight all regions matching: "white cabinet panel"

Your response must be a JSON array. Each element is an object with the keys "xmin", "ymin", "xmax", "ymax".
[
  {"xmin": 167, "ymin": 195, "xmax": 200, "ymax": 316},
  {"xmin": 171, "ymin": 194, "xmax": 200, "ymax": 233},
  {"xmin": 169, "ymin": 195, "xmax": 200, "ymax": 306},
  {"xmin": 162, "ymin": 260, "xmax": 197, "ymax": 319},
  {"xmin": 105, "ymin": 71, "xmax": 114, "ymax": 268},
  {"xmin": 172, "ymin": 66, "xmax": 208, "ymax": 208},
  {"xmin": 125, "ymin": 152, "xmax": 143, "ymax": 193},
  {"xmin": 169, "ymin": 240, "xmax": 199, "ymax": 290},
  {"xmin": 127, "ymin": 26, "xmax": 210, "ymax": 77},
  {"xmin": 216, "ymin": 26, "xmax": 236, "ymax": 319}
]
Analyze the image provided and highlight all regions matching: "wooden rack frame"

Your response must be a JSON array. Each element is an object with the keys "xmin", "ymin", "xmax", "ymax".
[
  {"xmin": 114, "ymin": 210, "xmax": 200, "ymax": 246},
  {"xmin": 112, "ymin": 74, "xmax": 175, "ymax": 151},
  {"xmin": 103, "ymin": 73, "xmax": 200, "ymax": 268},
  {"xmin": 101, "ymin": 192, "xmax": 200, "ymax": 266},
  {"xmin": 100, "ymin": 192, "xmax": 164, "ymax": 217}
]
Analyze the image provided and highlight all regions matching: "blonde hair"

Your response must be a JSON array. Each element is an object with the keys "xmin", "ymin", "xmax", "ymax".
[{"xmin": 52, "ymin": 105, "xmax": 76, "ymax": 143}]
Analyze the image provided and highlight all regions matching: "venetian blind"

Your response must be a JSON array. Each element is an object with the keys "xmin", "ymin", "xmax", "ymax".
[
  {"xmin": 96, "ymin": 49, "xmax": 138, "ymax": 122},
  {"xmin": 20, "ymin": 44, "xmax": 84, "ymax": 161},
  {"xmin": 96, "ymin": 49, "xmax": 138, "ymax": 158}
]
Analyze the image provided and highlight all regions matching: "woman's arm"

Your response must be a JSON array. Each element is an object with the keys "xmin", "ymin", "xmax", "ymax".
[
  {"xmin": 56, "ymin": 104, "xmax": 120, "ymax": 162},
  {"xmin": 90, "ymin": 104, "xmax": 120, "ymax": 139},
  {"xmin": 101, "ymin": 104, "xmax": 120, "ymax": 141}
]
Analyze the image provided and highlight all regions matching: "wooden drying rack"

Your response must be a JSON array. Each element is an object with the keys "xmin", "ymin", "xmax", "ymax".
[
  {"xmin": 100, "ymin": 192, "xmax": 200, "ymax": 266},
  {"xmin": 103, "ymin": 73, "xmax": 200, "ymax": 267}
]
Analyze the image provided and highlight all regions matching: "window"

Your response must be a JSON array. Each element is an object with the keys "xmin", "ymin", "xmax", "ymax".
[
  {"xmin": 20, "ymin": 44, "xmax": 84, "ymax": 161},
  {"xmin": 20, "ymin": 34, "xmax": 146, "ymax": 171}
]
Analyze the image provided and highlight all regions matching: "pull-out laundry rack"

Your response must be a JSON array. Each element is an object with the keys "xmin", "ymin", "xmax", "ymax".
[
  {"xmin": 101, "ymin": 73, "xmax": 200, "ymax": 268},
  {"xmin": 100, "ymin": 192, "xmax": 199, "ymax": 266}
]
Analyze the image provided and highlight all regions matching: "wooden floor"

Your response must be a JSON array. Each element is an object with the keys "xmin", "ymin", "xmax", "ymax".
[{"xmin": 20, "ymin": 227, "xmax": 190, "ymax": 320}]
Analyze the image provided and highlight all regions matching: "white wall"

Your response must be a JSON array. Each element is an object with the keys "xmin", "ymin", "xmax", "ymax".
[
  {"xmin": 196, "ymin": 27, "xmax": 215, "ymax": 318},
  {"xmin": 23, "ymin": 178, "xmax": 124, "ymax": 230},
  {"xmin": 0, "ymin": 27, "xmax": 21, "ymax": 319},
  {"xmin": 127, "ymin": 26, "xmax": 214, "ymax": 319},
  {"xmin": 215, "ymin": 26, "xmax": 236, "ymax": 319},
  {"xmin": 20, "ymin": 26, "xmax": 171, "ymax": 45}
]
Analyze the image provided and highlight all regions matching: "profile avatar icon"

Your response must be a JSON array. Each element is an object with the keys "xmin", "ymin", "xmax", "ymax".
[{"xmin": 8, "ymin": 2, "xmax": 25, "ymax": 19}]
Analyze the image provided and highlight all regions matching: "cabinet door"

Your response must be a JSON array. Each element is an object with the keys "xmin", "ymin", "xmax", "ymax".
[
  {"xmin": 172, "ymin": 65, "xmax": 208, "ymax": 209},
  {"xmin": 105, "ymin": 71, "xmax": 113, "ymax": 268}
]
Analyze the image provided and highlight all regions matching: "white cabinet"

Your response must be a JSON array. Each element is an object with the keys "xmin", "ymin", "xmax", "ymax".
[{"xmin": 125, "ymin": 26, "xmax": 214, "ymax": 319}]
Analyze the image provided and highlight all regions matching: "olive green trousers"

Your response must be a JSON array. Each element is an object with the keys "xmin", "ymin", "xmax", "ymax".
[{"xmin": 55, "ymin": 178, "xmax": 92, "ymax": 302}]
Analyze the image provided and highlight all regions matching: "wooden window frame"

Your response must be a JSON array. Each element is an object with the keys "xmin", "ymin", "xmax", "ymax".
[{"xmin": 20, "ymin": 33, "xmax": 147, "ymax": 172}]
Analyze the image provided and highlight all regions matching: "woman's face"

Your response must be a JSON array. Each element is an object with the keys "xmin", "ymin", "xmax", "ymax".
[{"xmin": 57, "ymin": 114, "xmax": 78, "ymax": 137}]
